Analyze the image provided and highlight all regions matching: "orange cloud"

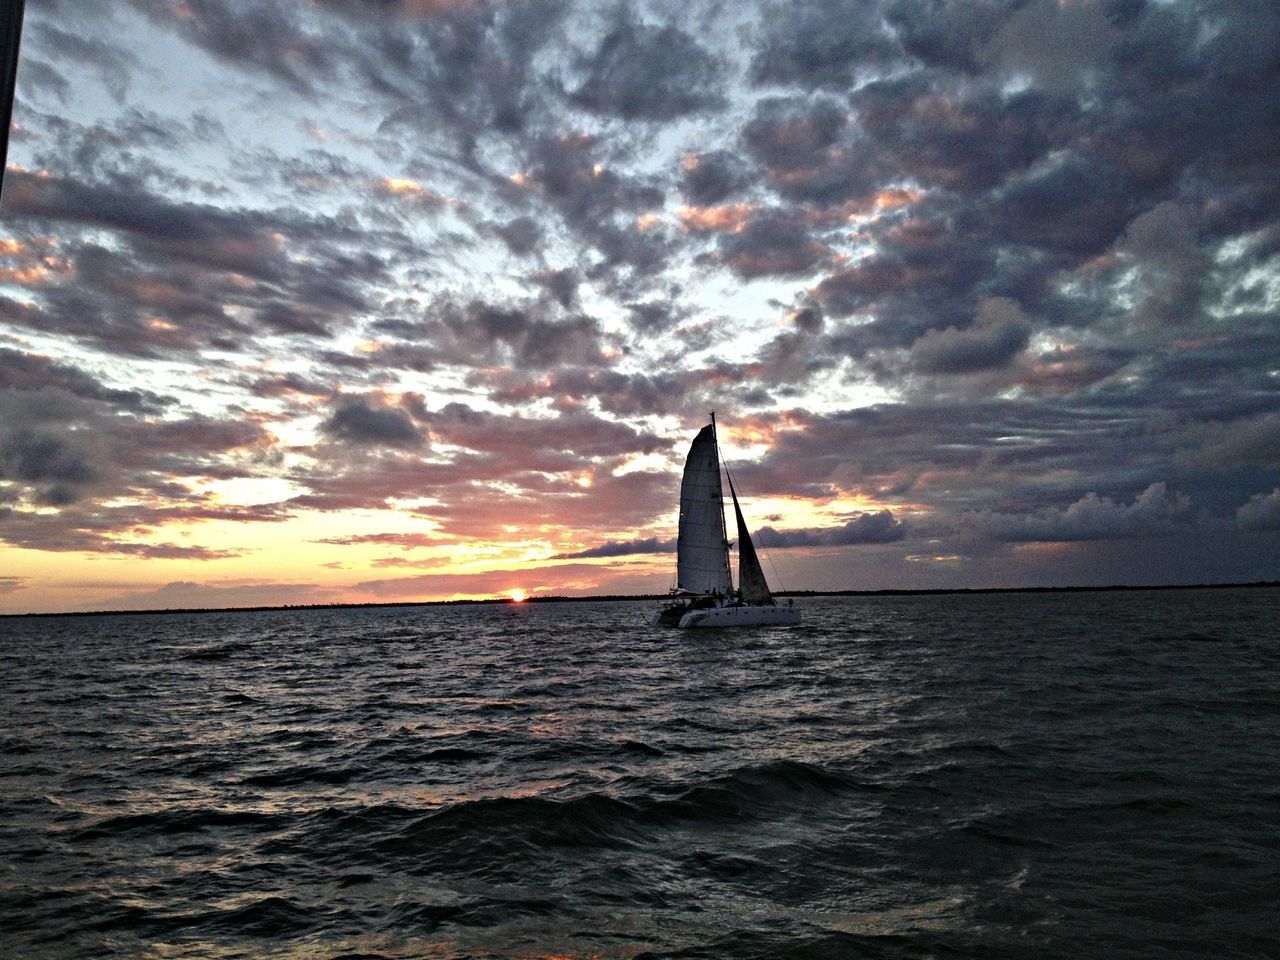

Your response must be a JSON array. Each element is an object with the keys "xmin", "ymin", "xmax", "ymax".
[{"xmin": 677, "ymin": 203, "xmax": 756, "ymax": 234}]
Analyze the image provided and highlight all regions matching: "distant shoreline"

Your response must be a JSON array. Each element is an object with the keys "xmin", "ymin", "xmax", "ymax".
[{"xmin": 3, "ymin": 580, "xmax": 1277, "ymax": 619}]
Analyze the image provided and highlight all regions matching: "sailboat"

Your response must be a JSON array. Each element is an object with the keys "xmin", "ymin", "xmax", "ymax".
[{"xmin": 655, "ymin": 414, "xmax": 800, "ymax": 628}]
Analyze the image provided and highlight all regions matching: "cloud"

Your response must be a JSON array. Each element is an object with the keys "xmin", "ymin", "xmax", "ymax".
[
  {"xmin": 0, "ymin": 348, "xmax": 168, "ymax": 412},
  {"xmin": 5, "ymin": 0, "xmax": 1280, "ymax": 600},
  {"xmin": 125, "ymin": 0, "xmax": 338, "ymax": 95},
  {"xmin": 0, "ymin": 507, "xmax": 248, "ymax": 558},
  {"xmin": 969, "ymin": 483, "xmax": 1192, "ymax": 543},
  {"xmin": 752, "ymin": 0, "xmax": 901, "ymax": 88},
  {"xmin": 29, "ymin": 22, "xmax": 141, "ymax": 101},
  {"xmin": 568, "ymin": 17, "xmax": 724, "ymax": 120},
  {"xmin": 0, "ymin": 429, "xmax": 98, "ymax": 485},
  {"xmin": 5, "ymin": 170, "xmax": 287, "ymax": 279},
  {"xmin": 313, "ymin": 532, "xmax": 443, "ymax": 549},
  {"xmin": 88, "ymin": 579, "xmax": 336, "ymax": 612},
  {"xmin": 1114, "ymin": 201, "xmax": 1211, "ymax": 330},
  {"xmin": 353, "ymin": 561, "xmax": 649, "ymax": 598},
  {"xmin": 1177, "ymin": 414, "xmax": 1280, "ymax": 471},
  {"xmin": 3, "ymin": 169, "xmax": 395, "ymax": 355},
  {"xmin": 717, "ymin": 211, "xmax": 829, "ymax": 279},
  {"xmin": 909, "ymin": 297, "xmax": 1031, "ymax": 374},
  {"xmin": 553, "ymin": 536, "xmax": 674, "ymax": 559},
  {"xmin": 679, "ymin": 151, "xmax": 751, "ymax": 205},
  {"xmin": 851, "ymin": 76, "xmax": 1072, "ymax": 192},
  {"xmin": 321, "ymin": 397, "xmax": 424, "ymax": 448},
  {"xmin": 742, "ymin": 96, "xmax": 848, "ymax": 172},
  {"xmin": 486, "ymin": 367, "xmax": 693, "ymax": 417},
  {"xmin": 755, "ymin": 510, "xmax": 906, "ymax": 547},
  {"xmin": 494, "ymin": 216, "xmax": 542, "ymax": 255},
  {"xmin": 1237, "ymin": 489, "xmax": 1280, "ymax": 532},
  {"xmin": 379, "ymin": 297, "xmax": 617, "ymax": 372}
]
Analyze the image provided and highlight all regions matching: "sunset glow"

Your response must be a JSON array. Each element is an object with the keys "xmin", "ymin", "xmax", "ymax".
[{"xmin": 1, "ymin": 1, "xmax": 1277, "ymax": 614}]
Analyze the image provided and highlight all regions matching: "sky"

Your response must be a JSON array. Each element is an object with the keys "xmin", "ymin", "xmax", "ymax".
[{"xmin": 1, "ymin": 0, "xmax": 1278, "ymax": 614}]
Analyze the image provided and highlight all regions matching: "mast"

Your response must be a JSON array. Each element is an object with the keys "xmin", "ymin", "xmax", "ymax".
[{"xmin": 710, "ymin": 412, "xmax": 730, "ymax": 586}]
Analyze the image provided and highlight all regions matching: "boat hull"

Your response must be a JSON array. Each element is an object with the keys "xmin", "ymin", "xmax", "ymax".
[{"xmin": 677, "ymin": 603, "xmax": 800, "ymax": 629}]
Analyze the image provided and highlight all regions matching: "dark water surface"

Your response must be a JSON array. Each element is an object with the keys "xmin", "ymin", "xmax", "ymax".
[{"xmin": 3, "ymin": 589, "xmax": 1278, "ymax": 959}]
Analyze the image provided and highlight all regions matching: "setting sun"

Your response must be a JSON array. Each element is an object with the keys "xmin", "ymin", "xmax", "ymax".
[{"xmin": 508, "ymin": 588, "xmax": 527, "ymax": 603}]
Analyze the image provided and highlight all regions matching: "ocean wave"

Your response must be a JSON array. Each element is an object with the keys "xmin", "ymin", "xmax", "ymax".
[{"xmin": 68, "ymin": 807, "xmax": 283, "ymax": 841}]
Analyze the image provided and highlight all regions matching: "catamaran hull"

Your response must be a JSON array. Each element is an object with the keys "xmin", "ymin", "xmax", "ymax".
[{"xmin": 677, "ymin": 604, "xmax": 800, "ymax": 629}]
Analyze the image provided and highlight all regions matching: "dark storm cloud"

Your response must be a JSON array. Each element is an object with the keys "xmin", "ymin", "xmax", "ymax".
[
  {"xmin": 850, "ymin": 75, "xmax": 1076, "ymax": 192},
  {"xmin": 0, "ymin": 500, "xmax": 250, "ymax": 558},
  {"xmin": 752, "ymin": 0, "xmax": 901, "ymax": 88},
  {"xmin": 494, "ymin": 216, "xmax": 542, "ymax": 255},
  {"xmin": 553, "ymin": 536, "xmax": 674, "ymax": 559},
  {"xmin": 0, "ymin": 349, "xmax": 169, "ymax": 412},
  {"xmin": 740, "ymin": 402, "xmax": 1151, "ymax": 508},
  {"xmin": 5, "ymin": 170, "xmax": 286, "ymax": 280},
  {"xmin": 532, "ymin": 268, "xmax": 581, "ymax": 308},
  {"xmin": 717, "ymin": 211, "xmax": 828, "ymax": 279},
  {"xmin": 28, "ymin": 23, "xmax": 140, "ymax": 101},
  {"xmin": 4, "ymin": 169, "xmax": 398, "ymax": 353},
  {"xmin": 485, "ymin": 366, "xmax": 692, "ymax": 417},
  {"xmin": 1237, "ymin": 490, "xmax": 1280, "ymax": 532},
  {"xmin": 625, "ymin": 299, "xmax": 690, "ymax": 334},
  {"xmin": 742, "ymin": 96, "xmax": 848, "ymax": 172},
  {"xmin": 567, "ymin": 16, "xmax": 724, "ymax": 120},
  {"xmin": 790, "ymin": 302, "xmax": 823, "ymax": 334},
  {"xmin": 522, "ymin": 132, "xmax": 665, "ymax": 226},
  {"xmin": 127, "ymin": 0, "xmax": 338, "ymax": 94},
  {"xmin": 0, "ymin": 402, "xmax": 288, "ymax": 559},
  {"xmin": 321, "ymin": 397, "xmax": 424, "ymax": 448},
  {"xmin": 0, "ymin": 414, "xmax": 285, "ymax": 563},
  {"xmin": 909, "ymin": 298, "xmax": 1031, "ymax": 374},
  {"xmin": 422, "ymin": 402, "xmax": 663, "ymax": 460},
  {"xmin": 745, "ymin": 323, "xmax": 836, "ymax": 388},
  {"xmin": 756, "ymin": 510, "xmax": 906, "ymax": 548},
  {"xmin": 967, "ymin": 483, "xmax": 1191, "ymax": 543},
  {"xmin": 883, "ymin": 0, "xmax": 1008, "ymax": 74},
  {"xmin": 373, "ymin": 0, "xmax": 569, "ymax": 141},
  {"xmin": 370, "ymin": 296, "xmax": 617, "ymax": 373},
  {"xmin": 0, "ymin": 429, "xmax": 98, "ymax": 485},
  {"xmin": 769, "ymin": 0, "xmax": 1280, "ymax": 418},
  {"xmin": 15, "ymin": 59, "xmax": 71, "ymax": 103},
  {"xmin": 1176, "ymin": 414, "xmax": 1280, "ymax": 472},
  {"xmin": 679, "ymin": 151, "xmax": 751, "ymax": 206},
  {"xmin": 246, "ymin": 372, "xmax": 333, "ymax": 399},
  {"xmin": 0, "ymin": 400, "xmax": 284, "ymax": 551},
  {"xmin": 813, "ymin": 236, "xmax": 980, "ymax": 326},
  {"xmin": 1113, "ymin": 201, "xmax": 1211, "ymax": 331},
  {"xmin": 991, "ymin": 154, "xmax": 1139, "ymax": 257}
]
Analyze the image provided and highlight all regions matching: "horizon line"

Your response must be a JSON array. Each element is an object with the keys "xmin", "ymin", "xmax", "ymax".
[{"xmin": 4, "ymin": 580, "xmax": 1277, "ymax": 620}]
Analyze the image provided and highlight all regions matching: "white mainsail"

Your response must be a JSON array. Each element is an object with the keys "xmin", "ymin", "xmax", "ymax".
[{"xmin": 676, "ymin": 423, "xmax": 733, "ymax": 595}]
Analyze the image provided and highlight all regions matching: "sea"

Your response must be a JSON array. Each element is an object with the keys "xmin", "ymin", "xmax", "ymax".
[{"xmin": 2, "ymin": 588, "xmax": 1278, "ymax": 960}]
